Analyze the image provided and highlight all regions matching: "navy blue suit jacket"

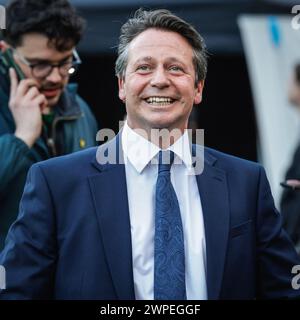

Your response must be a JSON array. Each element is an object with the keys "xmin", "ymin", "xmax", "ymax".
[{"xmin": 1, "ymin": 135, "xmax": 300, "ymax": 299}]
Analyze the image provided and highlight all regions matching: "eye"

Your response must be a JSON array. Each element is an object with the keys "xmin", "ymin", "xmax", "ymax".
[
  {"xmin": 136, "ymin": 65, "xmax": 152, "ymax": 72},
  {"xmin": 169, "ymin": 65, "xmax": 184, "ymax": 72},
  {"xmin": 33, "ymin": 63, "xmax": 50, "ymax": 71}
]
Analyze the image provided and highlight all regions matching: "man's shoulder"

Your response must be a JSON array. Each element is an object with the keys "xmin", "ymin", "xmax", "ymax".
[
  {"xmin": 65, "ymin": 84, "xmax": 95, "ymax": 119},
  {"xmin": 63, "ymin": 83, "xmax": 85, "ymax": 108},
  {"xmin": 62, "ymin": 84, "xmax": 97, "ymax": 133},
  {"xmin": 35, "ymin": 147, "xmax": 98, "ymax": 175},
  {"xmin": 202, "ymin": 146, "xmax": 262, "ymax": 173},
  {"xmin": 65, "ymin": 83, "xmax": 85, "ymax": 105},
  {"xmin": 36, "ymin": 134, "xmax": 119, "ymax": 173}
]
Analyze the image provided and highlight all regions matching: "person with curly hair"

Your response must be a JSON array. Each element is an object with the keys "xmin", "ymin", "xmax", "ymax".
[{"xmin": 0, "ymin": 0, "xmax": 98, "ymax": 249}]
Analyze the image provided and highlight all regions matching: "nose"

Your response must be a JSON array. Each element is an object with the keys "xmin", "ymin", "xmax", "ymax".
[
  {"xmin": 46, "ymin": 66, "xmax": 63, "ymax": 83},
  {"xmin": 150, "ymin": 66, "xmax": 170, "ymax": 88}
]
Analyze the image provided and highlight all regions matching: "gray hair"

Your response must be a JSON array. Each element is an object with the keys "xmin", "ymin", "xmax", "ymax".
[{"xmin": 115, "ymin": 8, "xmax": 207, "ymax": 86}]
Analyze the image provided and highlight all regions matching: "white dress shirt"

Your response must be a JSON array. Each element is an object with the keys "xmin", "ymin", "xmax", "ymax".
[{"xmin": 122, "ymin": 122, "xmax": 207, "ymax": 300}]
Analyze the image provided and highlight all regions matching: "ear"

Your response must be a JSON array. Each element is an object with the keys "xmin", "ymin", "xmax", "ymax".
[
  {"xmin": 118, "ymin": 76, "xmax": 126, "ymax": 102},
  {"xmin": 194, "ymin": 80, "xmax": 204, "ymax": 105}
]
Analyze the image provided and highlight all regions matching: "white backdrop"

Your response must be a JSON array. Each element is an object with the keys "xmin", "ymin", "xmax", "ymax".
[{"xmin": 239, "ymin": 15, "xmax": 300, "ymax": 208}]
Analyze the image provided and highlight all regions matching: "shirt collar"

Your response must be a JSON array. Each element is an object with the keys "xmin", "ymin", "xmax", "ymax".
[{"xmin": 122, "ymin": 121, "xmax": 193, "ymax": 174}]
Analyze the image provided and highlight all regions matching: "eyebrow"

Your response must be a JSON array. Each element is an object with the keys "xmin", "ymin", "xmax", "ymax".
[
  {"xmin": 133, "ymin": 56, "xmax": 186, "ymax": 65},
  {"xmin": 133, "ymin": 57, "xmax": 154, "ymax": 65},
  {"xmin": 25, "ymin": 54, "xmax": 73, "ymax": 64},
  {"xmin": 167, "ymin": 57, "xmax": 185, "ymax": 64}
]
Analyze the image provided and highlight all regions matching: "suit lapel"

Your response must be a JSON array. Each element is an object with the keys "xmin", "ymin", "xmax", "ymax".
[
  {"xmin": 194, "ymin": 146, "xmax": 230, "ymax": 300},
  {"xmin": 88, "ymin": 135, "xmax": 135, "ymax": 299}
]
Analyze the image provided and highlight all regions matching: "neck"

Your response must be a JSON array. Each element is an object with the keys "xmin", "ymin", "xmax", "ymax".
[{"xmin": 126, "ymin": 121, "xmax": 186, "ymax": 149}]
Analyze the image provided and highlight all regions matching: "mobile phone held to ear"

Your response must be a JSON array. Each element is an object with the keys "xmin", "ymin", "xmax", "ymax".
[{"xmin": 0, "ymin": 48, "xmax": 25, "ymax": 80}]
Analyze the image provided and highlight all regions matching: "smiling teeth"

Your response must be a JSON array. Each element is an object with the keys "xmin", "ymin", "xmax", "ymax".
[{"xmin": 146, "ymin": 97, "xmax": 174, "ymax": 104}]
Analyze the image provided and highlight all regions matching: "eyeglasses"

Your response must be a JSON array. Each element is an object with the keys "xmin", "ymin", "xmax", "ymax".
[{"xmin": 13, "ymin": 49, "xmax": 82, "ymax": 79}]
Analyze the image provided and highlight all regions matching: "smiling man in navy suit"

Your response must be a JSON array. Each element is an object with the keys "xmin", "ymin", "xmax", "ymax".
[{"xmin": 1, "ymin": 8, "xmax": 300, "ymax": 300}]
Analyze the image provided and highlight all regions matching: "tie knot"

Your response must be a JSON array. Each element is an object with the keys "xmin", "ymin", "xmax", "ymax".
[{"xmin": 158, "ymin": 150, "xmax": 175, "ymax": 174}]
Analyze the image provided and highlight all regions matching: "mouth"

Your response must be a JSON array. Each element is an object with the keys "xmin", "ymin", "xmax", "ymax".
[
  {"xmin": 144, "ymin": 96, "xmax": 176, "ymax": 106},
  {"xmin": 41, "ymin": 87, "xmax": 62, "ymax": 98}
]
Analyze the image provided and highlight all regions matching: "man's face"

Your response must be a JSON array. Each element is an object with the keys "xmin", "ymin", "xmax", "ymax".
[
  {"xmin": 118, "ymin": 28, "xmax": 204, "ymax": 133},
  {"xmin": 14, "ymin": 33, "xmax": 73, "ymax": 108}
]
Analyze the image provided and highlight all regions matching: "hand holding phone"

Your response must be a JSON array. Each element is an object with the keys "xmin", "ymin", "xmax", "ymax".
[
  {"xmin": 0, "ymin": 47, "xmax": 48, "ymax": 147},
  {"xmin": 9, "ymin": 68, "xmax": 48, "ymax": 148}
]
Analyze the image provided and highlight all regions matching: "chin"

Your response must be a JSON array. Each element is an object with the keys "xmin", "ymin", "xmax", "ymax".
[
  {"xmin": 147, "ymin": 115, "xmax": 184, "ymax": 130},
  {"xmin": 47, "ymin": 96, "xmax": 60, "ymax": 108}
]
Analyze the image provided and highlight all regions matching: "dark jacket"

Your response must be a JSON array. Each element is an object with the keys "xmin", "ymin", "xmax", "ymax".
[
  {"xmin": 0, "ymin": 138, "xmax": 300, "ymax": 299},
  {"xmin": 0, "ymin": 73, "xmax": 98, "ymax": 249}
]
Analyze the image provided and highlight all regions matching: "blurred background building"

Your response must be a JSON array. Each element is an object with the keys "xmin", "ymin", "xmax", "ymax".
[{"xmin": 1, "ymin": 0, "xmax": 299, "ymax": 206}]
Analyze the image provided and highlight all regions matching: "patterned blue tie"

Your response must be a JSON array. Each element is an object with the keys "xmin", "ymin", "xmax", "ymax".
[{"xmin": 154, "ymin": 150, "xmax": 186, "ymax": 300}]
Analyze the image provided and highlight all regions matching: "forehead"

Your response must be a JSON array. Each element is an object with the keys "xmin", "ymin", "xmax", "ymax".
[
  {"xmin": 127, "ymin": 28, "xmax": 193, "ymax": 63},
  {"xmin": 17, "ymin": 33, "xmax": 73, "ymax": 60}
]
